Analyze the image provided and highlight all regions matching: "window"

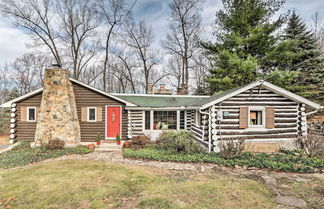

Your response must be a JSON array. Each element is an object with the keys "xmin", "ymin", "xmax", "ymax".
[
  {"xmin": 153, "ymin": 111, "xmax": 177, "ymax": 130},
  {"xmin": 27, "ymin": 107, "xmax": 36, "ymax": 122},
  {"xmin": 250, "ymin": 111, "xmax": 262, "ymax": 125},
  {"xmin": 88, "ymin": 107, "xmax": 96, "ymax": 122},
  {"xmin": 145, "ymin": 111, "xmax": 150, "ymax": 130},
  {"xmin": 248, "ymin": 107, "xmax": 264, "ymax": 127}
]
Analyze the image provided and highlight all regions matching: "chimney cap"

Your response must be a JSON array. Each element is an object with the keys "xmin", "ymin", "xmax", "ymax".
[{"xmin": 51, "ymin": 63, "xmax": 62, "ymax": 68}]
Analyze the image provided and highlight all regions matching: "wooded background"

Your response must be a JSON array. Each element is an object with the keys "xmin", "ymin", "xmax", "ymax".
[{"xmin": 0, "ymin": 0, "xmax": 323, "ymax": 134}]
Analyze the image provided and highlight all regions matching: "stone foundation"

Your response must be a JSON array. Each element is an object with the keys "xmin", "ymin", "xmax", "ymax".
[{"xmin": 34, "ymin": 68, "xmax": 81, "ymax": 145}]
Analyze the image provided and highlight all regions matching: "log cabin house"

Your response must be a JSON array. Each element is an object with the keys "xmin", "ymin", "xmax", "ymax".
[{"xmin": 1, "ymin": 68, "xmax": 322, "ymax": 152}]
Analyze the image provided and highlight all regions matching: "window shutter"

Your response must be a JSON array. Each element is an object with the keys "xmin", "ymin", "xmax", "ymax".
[
  {"xmin": 21, "ymin": 106, "xmax": 27, "ymax": 122},
  {"xmin": 81, "ymin": 107, "xmax": 87, "ymax": 121},
  {"xmin": 97, "ymin": 107, "xmax": 102, "ymax": 122},
  {"xmin": 239, "ymin": 107, "xmax": 248, "ymax": 128},
  {"xmin": 265, "ymin": 107, "xmax": 275, "ymax": 129}
]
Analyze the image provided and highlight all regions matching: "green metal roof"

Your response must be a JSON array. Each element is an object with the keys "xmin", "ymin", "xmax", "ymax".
[
  {"xmin": 113, "ymin": 94, "xmax": 210, "ymax": 108},
  {"xmin": 191, "ymin": 81, "xmax": 258, "ymax": 106}
]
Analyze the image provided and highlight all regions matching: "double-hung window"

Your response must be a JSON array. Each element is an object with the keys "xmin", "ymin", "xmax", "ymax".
[
  {"xmin": 87, "ymin": 107, "xmax": 97, "ymax": 122},
  {"xmin": 27, "ymin": 107, "xmax": 36, "ymax": 122}
]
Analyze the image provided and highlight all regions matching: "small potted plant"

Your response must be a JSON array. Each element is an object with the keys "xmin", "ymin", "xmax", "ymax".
[
  {"xmin": 96, "ymin": 133, "xmax": 101, "ymax": 145},
  {"xmin": 116, "ymin": 133, "xmax": 121, "ymax": 145}
]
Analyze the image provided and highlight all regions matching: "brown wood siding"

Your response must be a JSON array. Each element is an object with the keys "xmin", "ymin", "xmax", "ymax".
[
  {"xmin": 15, "ymin": 93, "xmax": 42, "ymax": 142},
  {"xmin": 15, "ymin": 82, "xmax": 128, "ymax": 142},
  {"xmin": 73, "ymin": 83, "xmax": 127, "ymax": 141},
  {"xmin": 209, "ymin": 87, "xmax": 300, "ymax": 142}
]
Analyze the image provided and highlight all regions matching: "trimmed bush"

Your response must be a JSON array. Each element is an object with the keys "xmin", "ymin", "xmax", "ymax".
[
  {"xmin": 123, "ymin": 148, "xmax": 324, "ymax": 173},
  {"xmin": 155, "ymin": 131, "xmax": 204, "ymax": 154},
  {"xmin": 123, "ymin": 135, "xmax": 151, "ymax": 149}
]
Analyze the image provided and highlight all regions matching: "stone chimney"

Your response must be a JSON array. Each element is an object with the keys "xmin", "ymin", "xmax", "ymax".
[
  {"xmin": 147, "ymin": 83, "xmax": 154, "ymax": 94},
  {"xmin": 34, "ymin": 68, "xmax": 81, "ymax": 146}
]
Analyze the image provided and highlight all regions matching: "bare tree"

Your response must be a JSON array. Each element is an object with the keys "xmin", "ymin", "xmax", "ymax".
[
  {"xmin": 191, "ymin": 53, "xmax": 210, "ymax": 94},
  {"xmin": 0, "ymin": 0, "xmax": 62, "ymax": 65},
  {"xmin": 166, "ymin": 55, "xmax": 182, "ymax": 90},
  {"xmin": 312, "ymin": 12, "xmax": 324, "ymax": 56},
  {"xmin": 111, "ymin": 46, "xmax": 139, "ymax": 93},
  {"xmin": 124, "ymin": 21, "xmax": 168, "ymax": 93},
  {"xmin": 0, "ymin": 66, "xmax": 11, "ymax": 104},
  {"xmin": 57, "ymin": 0, "xmax": 100, "ymax": 79},
  {"xmin": 1, "ymin": 0, "xmax": 101, "ymax": 80},
  {"xmin": 97, "ymin": 0, "xmax": 130, "ymax": 91},
  {"xmin": 162, "ymin": 0, "xmax": 203, "ymax": 94},
  {"xmin": 9, "ymin": 53, "xmax": 49, "ymax": 95}
]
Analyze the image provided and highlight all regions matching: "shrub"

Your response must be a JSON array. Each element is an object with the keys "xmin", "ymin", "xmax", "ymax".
[
  {"xmin": 123, "ymin": 148, "xmax": 324, "ymax": 173},
  {"xmin": 155, "ymin": 131, "xmax": 204, "ymax": 154},
  {"xmin": 219, "ymin": 138, "xmax": 246, "ymax": 159},
  {"xmin": 294, "ymin": 134, "xmax": 324, "ymax": 157},
  {"xmin": 46, "ymin": 139, "xmax": 65, "ymax": 150},
  {"xmin": 124, "ymin": 135, "xmax": 151, "ymax": 149}
]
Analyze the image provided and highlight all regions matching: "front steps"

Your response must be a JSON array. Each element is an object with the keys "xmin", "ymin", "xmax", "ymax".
[{"xmin": 95, "ymin": 142, "xmax": 123, "ymax": 152}]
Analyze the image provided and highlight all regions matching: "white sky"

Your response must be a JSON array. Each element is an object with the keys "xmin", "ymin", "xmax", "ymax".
[{"xmin": 0, "ymin": 0, "xmax": 323, "ymax": 65}]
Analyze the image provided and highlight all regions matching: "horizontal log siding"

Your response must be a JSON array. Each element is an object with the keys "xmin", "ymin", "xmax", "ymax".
[
  {"xmin": 209, "ymin": 87, "xmax": 301, "ymax": 142},
  {"xmin": 129, "ymin": 110, "xmax": 144, "ymax": 137},
  {"xmin": 15, "ymin": 93, "xmax": 42, "ymax": 142},
  {"xmin": 73, "ymin": 83, "xmax": 127, "ymax": 141},
  {"xmin": 15, "ymin": 82, "xmax": 128, "ymax": 142}
]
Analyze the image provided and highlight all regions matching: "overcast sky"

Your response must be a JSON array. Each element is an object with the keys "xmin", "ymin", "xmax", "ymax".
[{"xmin": 0, "ymin": 0, "xmax": 323, "ymax": 66}]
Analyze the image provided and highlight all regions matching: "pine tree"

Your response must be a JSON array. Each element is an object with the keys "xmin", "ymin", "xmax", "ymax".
[
  {"xmin": 202, "ymin": 0, "xmax": 286, "ymax": 93},
  {"xmin": 284, "ymin": 12, "xmax": 323, "ymax": 76},
  {"xmin": 282, "ymin": 11, "xmax": 324, "ymax": 101}
]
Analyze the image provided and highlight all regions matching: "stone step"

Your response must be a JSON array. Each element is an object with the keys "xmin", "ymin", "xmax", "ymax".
[
  {"xmin": 95, "ymin": 148, "xmax": 122, "ymax": 152},
  {"xmin": 94, "ymin": 143, "xmax": 123, "ymax": 152}
]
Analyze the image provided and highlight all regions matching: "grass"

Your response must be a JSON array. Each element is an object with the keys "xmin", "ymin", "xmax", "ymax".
[
  {"xmin": 0, "ymin": 159, "xmax": 276, "ymax": 209},
  {"xmin": 0, "ymin": 142, "xmax": 91, "ymax": 168},
  {"xmin": 123, "ymin": 148, "xmax": 324, "ymax": 173}
]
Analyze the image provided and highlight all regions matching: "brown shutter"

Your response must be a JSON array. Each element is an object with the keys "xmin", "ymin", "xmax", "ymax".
[
  {"xmin": 265, "ymin": 107, "xmax": 275, "ymax": 129},
  {"xmin": 81, "ymin": 107, "xmax": 87, "ymax": 121},
  {"xmin": 21, "ymin": 106, "xmax": 27, "ymax": 122},
  {"xmin": 239, "ymin": 107, "xmax": 248, "ymax": 128},
  {"xmin": 97, "ymin": 107, "xmax": 102, "ymax": 122}
]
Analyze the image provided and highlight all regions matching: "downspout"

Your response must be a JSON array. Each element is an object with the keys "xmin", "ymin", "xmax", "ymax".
[{"xmin": 199, "ymin": 109, "xmax": 211, "ymax": 153}]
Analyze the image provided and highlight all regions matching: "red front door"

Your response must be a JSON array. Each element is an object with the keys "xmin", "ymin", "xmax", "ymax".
[{"xmin": 106, "ymin": 106, "xmax": 121, "ymax": 139}]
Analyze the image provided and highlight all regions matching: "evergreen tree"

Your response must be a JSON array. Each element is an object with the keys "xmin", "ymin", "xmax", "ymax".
[
  {"xmin": 202, "ymin": 0, "xmax": 286, "ymax": 93},
  {"xmin": 282, "ymin": 12, "xmax": 323, "ymax": 101},
  {"xmin": 265, "ymin": 12, "xmax": 323, "ymax": 102}
]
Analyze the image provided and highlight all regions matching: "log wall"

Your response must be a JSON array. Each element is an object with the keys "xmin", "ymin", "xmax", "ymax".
[
  {"xmin": 128, "ymin": 110, "xmax": 144, "ymax": 137},
  {"xmin": 15, "ymin": 82, "xmax": 128, "ymax": 142},
  {"xmin": 207, "ymin": 87, "xmax": 301, "ymax": 151}
]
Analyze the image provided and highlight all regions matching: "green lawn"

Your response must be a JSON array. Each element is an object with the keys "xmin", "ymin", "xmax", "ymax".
[{"xmin": 0, "ymin": 160, "xmax": 276, "ymax": 209}]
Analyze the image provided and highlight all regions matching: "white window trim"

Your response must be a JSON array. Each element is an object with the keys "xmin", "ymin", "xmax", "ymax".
[
  {"xmin": 247, "ymin": 106, "xmax": 265, "ymax": 130},
  {"xmin": 27, "ymin": 107, "xmax": 36, "ymax": 122},
  {"xmin": 87, "ymin": 107, "xmax": 97, "ymax": 122},
  {"xmin": 145, "ymin": 110, "xmax": 179, "ymax": 131}
]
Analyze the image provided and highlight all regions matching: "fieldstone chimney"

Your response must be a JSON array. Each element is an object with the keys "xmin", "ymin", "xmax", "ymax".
[{"xmin": 34, "ymin": 68, "xmax": 81, "ymax": 146}]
